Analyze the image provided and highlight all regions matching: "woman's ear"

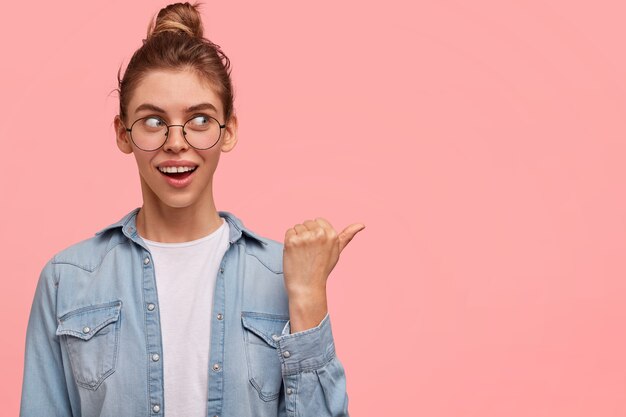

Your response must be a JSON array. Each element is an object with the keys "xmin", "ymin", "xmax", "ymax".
[
  {"xmin": 114, "ymin": 115, "xmax": 133, "ymax": 154},
  {"xmin": 220, "ymin": 114, "xmax": 238, "ymax": 153}
]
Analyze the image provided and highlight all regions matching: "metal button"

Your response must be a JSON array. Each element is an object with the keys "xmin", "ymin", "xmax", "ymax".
[
  {"xmin": 152, "ymin": 404, "xmax": 160, "ymax": 413},
  {"xmin": 144, "ymin": 257, "xmax": 151, "ymax": 265},
  {"xmin": 217, "ymin": 313, "xmax": 223, "ymax": 320},
  {"xmin": 147, "ymin": 303, "xmax": 156, "ymax": 311},
  {"xmin": 212, "ymin": 363, "xmax": 221, "ymax": 371},
  {"xmin": 272, "ymin": 334, "xmax": 280, "ymax": 341},
  {"xmin": 151, "ymin": 353, "xmax": 160, "ymax": 362},
  {"xmin": 286, "ymin": 388, "xmax": 294, "ymax": 395},
  {"xmin": 282, "ymin": 351, "xmax": 291, "ymax": 358},
  {"xmin": 82, "ymin": 326, "xmax": 90, "ymax": 334}
]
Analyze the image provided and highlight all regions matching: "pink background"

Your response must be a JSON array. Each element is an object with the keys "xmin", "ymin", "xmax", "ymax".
[{"xmin": 2, "ymin": 1, "xmax": 626, "ymax": 415}]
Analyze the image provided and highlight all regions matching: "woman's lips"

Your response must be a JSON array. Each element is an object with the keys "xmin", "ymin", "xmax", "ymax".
[{"xmin": 159, "ymin": 168, "xmax": 196, "ymax": 188}]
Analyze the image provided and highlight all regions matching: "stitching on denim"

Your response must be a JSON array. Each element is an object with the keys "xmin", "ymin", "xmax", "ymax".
[
  {"xmin": 51, "ymin": 241, "xmax": 130, "ymax": 272},
  {"xmin": 242, "ymin": 311, "xmax": 290, "ymax": 321},
  {"xmin": 58, "ymin": 301, "xmax": 122, "ymax": 322},
  {"xmin": 294, "ymin": 372, "xmax": 300, "ymax": 417},
  {"xmin": 58, "ymin": 316, "xmax": 119, "ymax": 339},
  {"xmin": 281, "ymin": 346, "xmax": 337, "ymax": 376},
  {"xmin": 242, "ymin": 312, "xmax": 286, "ymax": 401},
  {"xmin": 280, "ymin": 314, "xmax": 329, "ymax": 340},
  {"xmin": 241, "ymin": 313, "xmax": 289, "ymax": 348},
  {"xmin": 226, "ymin": 216, "xmax": 269, "ymax": 247},
  {"xmin": 60, "ymin": 311, "xmax": 122, "ymax": 390},
  {"xmin": 47, "ymin": 257, "xmax": 61, "ymax": 288},
  {"xmin": 246, "ymin": 250, "xmax": 283, "ymax": 274},
  {"xmin": 142, "ymin": 267, "xmax": 150, "ymax": 415}
]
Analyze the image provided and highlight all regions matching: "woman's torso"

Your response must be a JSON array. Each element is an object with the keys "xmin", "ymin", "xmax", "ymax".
[{"xmin": 50, "ymin": 208, "xmax": 289, "ymax": 417}]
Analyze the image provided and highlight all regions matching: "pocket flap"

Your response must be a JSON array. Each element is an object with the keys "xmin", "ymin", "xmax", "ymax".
[
  {"xmin": 241, "ymin": 312, "xmax": 289, "ymax": 348},
  {"xmin": 56, "ymin": 301, "xmax": 122, "ymax": 341}
]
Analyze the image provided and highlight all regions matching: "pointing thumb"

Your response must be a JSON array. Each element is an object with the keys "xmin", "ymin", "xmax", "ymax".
[{"xmin": 338, "ymin": 223, "xmax": 365, "ymax": 253}]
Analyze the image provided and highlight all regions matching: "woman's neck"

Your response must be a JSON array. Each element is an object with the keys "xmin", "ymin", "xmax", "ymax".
[{"xmin": 135, "ymin": 199, "xmax": 223, "ymax": 243}]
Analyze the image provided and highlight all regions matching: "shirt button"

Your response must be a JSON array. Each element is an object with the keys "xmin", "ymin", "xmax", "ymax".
[
  {"xmin": 217, "ymin": 313, "xmax": 223, "ymax": 320},
  {"xmin": 286, "ymin": 388, "xmax": 294, "ymax": 395},
  {"xmin": 151, "ymin": 353, "xmax": 160, "ymax": 362},
  {"xmin": 219, "ymin": 267, "xmax": 224, "ymax": 274},
  {"xmin": 144, "ymin": 257, "xmax": 151, "ymax": 265},
  {"xmin": 272, "ymin": 334, "xmax": 280, "ymax": 341},
  {"xmin": 282, "ymin": 351, "xmax": 291, "ymax": 358},
  {"xmin": 212, "ymin": 363, "xmax": 221, "ymax": 371},
  {"xmin": 152, "ymin": 404, "xmax": 161, "ymax": 413},
  {"xmin": 82, "ymin": 326, "xmax": 90, "ymax": 334},
  {"xmin": 147, "ymin": 303, "xmax": 156, "ymax": 311}
]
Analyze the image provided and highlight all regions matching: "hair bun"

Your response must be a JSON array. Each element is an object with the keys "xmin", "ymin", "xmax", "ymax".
[{"xmin": 147, "ymin": 2, "xmax": 204, "ymax": 40}]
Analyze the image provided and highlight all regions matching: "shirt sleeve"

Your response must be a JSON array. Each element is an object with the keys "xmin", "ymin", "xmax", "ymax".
[
  {"xmin": 20, "ymin": 258, "xmax": 74, "ymax": 417},
  {"xmin": 275, "ymin": 313, "xmax": 349, "ymax": 417}
]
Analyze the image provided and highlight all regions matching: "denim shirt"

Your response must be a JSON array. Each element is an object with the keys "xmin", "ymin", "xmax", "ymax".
[{"xmin": 20, "ymin": 207, "xmax": 349, "ymax": 417}]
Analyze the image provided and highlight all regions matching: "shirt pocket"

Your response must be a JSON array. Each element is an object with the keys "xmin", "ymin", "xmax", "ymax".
[
  {"xmin": 56, "ymin": 300, "xmax": 122, "ymax": 390},
  {"xmin": 241, "ymin": 311, "xmax": 289, "ymax": 402}
]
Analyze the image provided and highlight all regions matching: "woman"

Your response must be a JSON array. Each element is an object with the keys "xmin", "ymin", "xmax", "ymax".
[{"xmin": 20, "ymin": 2, "xmax": 364, "ymax": 416}]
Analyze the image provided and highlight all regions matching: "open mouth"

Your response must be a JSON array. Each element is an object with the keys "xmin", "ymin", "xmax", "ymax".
[{"xmin": 157, "ymin": 166, "xmax": 198, "ymax": 180}]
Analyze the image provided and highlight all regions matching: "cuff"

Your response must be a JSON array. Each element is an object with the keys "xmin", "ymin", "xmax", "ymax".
[{"xmin": 276, "ymin": 313, "xmax": 336, "ymax": 375}]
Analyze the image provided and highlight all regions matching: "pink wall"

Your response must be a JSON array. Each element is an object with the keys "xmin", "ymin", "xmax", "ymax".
[{"xmin": 2, "ymin": 1, "xmax": 626, "ymax": 415}]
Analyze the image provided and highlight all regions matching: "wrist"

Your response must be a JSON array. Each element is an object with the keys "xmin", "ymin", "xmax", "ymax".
[
  {"xmin": 287, "ymin": 290, "xmax": 328, "ymax": 333},
  {"xmin": 286, "ymin": 284, "xmax": 326, "ymax": 301}
]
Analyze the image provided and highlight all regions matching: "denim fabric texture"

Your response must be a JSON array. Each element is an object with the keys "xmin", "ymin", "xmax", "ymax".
[{"xmin": 20, "ymin": 207, "xmax": 349, "ymax": 417}]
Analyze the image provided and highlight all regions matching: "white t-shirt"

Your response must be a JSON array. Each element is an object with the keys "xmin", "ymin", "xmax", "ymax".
[{"xmin": 140, "ymin": 218, "xmax": 230, "ymax": 417}]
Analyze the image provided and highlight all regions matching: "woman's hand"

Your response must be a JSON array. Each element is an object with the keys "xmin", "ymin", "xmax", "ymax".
[{"xmin": 283, "ymin": 218, "xmax": 365, "ymax": 333}]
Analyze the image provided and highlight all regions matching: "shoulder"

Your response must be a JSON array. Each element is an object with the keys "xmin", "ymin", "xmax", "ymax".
[
  {"xmin": 44, "ymin": 207, "xmax": 141, "ymax": 271},
  {"xmin": 220, "ymin": 210, "xmax": 284, "ymax": 274},
  {"xmin": 33, "ymin": 227, "xmax": 129, "ymax": 293},
  {"xmin": 244, "ymin": 233, "xmax": 284, "ymax": 274},
  {"xmin": 49, "ymin": 230, "xmax": 130, "ymax": 273}
]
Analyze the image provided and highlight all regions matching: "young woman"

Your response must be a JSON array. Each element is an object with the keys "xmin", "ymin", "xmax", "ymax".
[{"xmin": 20, "ymin": 2, "xmax": 364, "ymax": 416}]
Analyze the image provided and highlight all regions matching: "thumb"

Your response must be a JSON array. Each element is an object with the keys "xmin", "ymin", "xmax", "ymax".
[{"xmin": 338, "ymin": 223, "xmax": 366, "ymax": 253}]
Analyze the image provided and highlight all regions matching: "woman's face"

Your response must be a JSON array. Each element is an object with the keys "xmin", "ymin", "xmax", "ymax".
[{"xmin": 113, "ymin": 68, "xmax": 237, "ymax": 210}]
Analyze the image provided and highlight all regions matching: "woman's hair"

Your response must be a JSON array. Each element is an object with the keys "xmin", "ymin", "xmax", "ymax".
[{"xmin": 116, "ymin": 2, "xmax": 234, "ymax": 124}]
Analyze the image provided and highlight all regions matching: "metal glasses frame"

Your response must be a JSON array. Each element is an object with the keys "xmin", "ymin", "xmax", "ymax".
[{"xmin": 124, "ymin": 115, "xmax": 227, "ymax": 151}]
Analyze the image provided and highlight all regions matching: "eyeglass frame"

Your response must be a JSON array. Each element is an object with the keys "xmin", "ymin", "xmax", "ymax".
[{"xmin": 122, "ymin": 114, "xmax": 227, "ymax": 151}]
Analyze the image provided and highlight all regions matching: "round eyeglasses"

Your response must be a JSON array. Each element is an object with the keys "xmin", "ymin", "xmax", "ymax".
[{"xmin": 124, "ymin": 115, "xmax": 227, "ymax": 151}]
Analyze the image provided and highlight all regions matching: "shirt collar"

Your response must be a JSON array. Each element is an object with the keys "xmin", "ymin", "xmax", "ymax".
[{"xmin": 95, "ymin": 207, "xmax": 269, "ymax": 246}]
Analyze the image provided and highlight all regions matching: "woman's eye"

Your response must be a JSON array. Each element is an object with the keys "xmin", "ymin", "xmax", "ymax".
[
  {"xmin": 144, "ymin": 117, "xmax": 164, "ymax": 128},
  {"xmin": 189, "ymin": 115, "xmax": 209, "ymax": 126}
]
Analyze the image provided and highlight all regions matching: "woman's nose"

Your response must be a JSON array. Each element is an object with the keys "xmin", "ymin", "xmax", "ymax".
[{"xmin": 163, "ymin": 125, "xmax": 189, "ymax": 153}]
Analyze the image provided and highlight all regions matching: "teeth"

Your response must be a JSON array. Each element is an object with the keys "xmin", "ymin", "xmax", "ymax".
[{"xmin": 158, "ymin": 166, "xmax": 197, "ymax": 173}]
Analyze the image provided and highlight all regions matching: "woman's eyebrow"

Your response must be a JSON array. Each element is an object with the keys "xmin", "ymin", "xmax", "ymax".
[{"xmin": 134, "ymin": 102, "xmax": 218, "ymax": 114}]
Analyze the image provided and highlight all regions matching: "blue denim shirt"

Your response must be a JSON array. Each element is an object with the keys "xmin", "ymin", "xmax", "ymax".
[{"xmin": 21, "ymin": 207, "xmax": 349, "ymax": 417}]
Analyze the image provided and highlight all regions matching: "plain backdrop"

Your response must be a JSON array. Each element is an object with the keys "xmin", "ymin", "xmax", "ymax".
[{"xmin": 2, "ymin": 1, "xmax": 626, "ymax": 416}]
